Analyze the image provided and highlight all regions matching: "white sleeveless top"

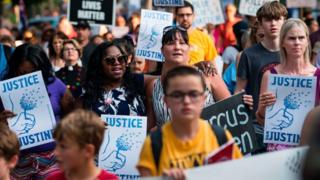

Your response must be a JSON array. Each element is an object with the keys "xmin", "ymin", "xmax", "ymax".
[{"xmin": 152, "ymin": 78, "xmax": 215, "ymax": 127}]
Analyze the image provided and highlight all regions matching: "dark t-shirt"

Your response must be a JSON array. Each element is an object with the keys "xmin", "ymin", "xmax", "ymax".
[
  {"xmin": 82, "ymin": 42, "xmax": 96, "ymax": 69},
  {"xmin": 47, "ymin": 169, "xmax": 118, "ymax": 180},
  {"xmin": 237, "ymin": 43, "xmax": 280, "ymax": 116}
]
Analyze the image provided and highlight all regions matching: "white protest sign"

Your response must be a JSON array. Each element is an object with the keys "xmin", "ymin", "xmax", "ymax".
[
  {"xmin": 264, "ymin": 74, "xmax": 316, "ymax": 145},
  {"xmin": 239, "ymin": 0, "xmax": 277, "ymax": 16},
  {"xmin": 185, "ymin": 146, "xmax": 307, "ymax": 180},
  {"xmin": 286, "ymin": 0, "xmax": 316, "ymax": 8},
  {"xmin": 99, "ymin": 115, "xmax": 147, "ymax": 179},
  {"xmin": 188, "ymin": 0, "xmax": 224, "ymax": 27},
  {"xmin": 153, "ymin": 0, "xmax": 184, "ymax": 7},
  {"xmin": 0, "ymin": 71, "xmax": 56, "ymax": 150},
  {"xmin": 136, "ymin": 10, "xmax": 173, "ymax": 62}
]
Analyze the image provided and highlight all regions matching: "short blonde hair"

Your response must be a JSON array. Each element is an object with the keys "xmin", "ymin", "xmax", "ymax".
[
  {"xmin": 279, "ymin": 18, "xmax": 311, "ymax": 65},
  {"xmin": 0, "ymin": 124, "xmax": 19, "ymax": 161},
  {"xmin": 53, "ymin": 110, "xmax": 105, "ymax": 155}
]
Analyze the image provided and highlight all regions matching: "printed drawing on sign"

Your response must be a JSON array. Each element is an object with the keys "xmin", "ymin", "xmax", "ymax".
[
  {"xmin": 267, "ymin": 89, "xmax": 312, "ymax": 131},
  {"xmin": 10, "ymin": 88, "xmax": 44, "ymax": 135},
  {"xmin": 100, "ymin": 130, "xmax": 143, "ymax": 172},
  {"xmin": 139, "ymin": 24, "xmax": 162, "ymax": 49}
]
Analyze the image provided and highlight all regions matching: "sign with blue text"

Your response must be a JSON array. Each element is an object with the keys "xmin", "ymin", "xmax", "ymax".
[
  {"xmin": 99, "ymin": 115, "xmax": 147, "ymax": 180},
  {"xmin": 136, "ymin": 9, "xmax": 173, "ymax": 62},
  {"xmin": 264, "ymin": 74, "xmax": 316, "ymax": 145},
  {"xmin": 0, "ymin": 71, "xmax": 56, "ymax": 150},
  {"xmin": 188, "ymin": 0, "xmax": 224, "ymax": 27},
  {"xmin": 153, "ymin": 0, "xmax": 184, "ymax": 7},
  {"xmin": 201, "ymin": 92, "xmax": 258, "ymax": 155},
  {"xmin": 239, "ymin": 0, "xmax": 277, "ymax": 16}
]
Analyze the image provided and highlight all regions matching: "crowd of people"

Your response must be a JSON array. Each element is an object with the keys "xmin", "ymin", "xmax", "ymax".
[{"xmin": 0, "ymin": 0, "xmax": 319, "ymax": 179}]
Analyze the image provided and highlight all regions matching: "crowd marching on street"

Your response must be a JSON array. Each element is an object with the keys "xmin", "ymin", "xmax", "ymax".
[{"xmin": 0, "ymin": 0, "xmax": 320, "ymax": 179}]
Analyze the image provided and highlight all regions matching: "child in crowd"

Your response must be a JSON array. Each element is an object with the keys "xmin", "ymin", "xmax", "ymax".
[
  {"xmin": 0, "ymin": 124, "xmax": 19, "ymax": 180},
  {"xmin": 47, "ymin": 109, "xmax": 118, "ymax": 180},
  {"xmin": 137, "ymin": 66, "xmax": 242, "ymax": 179}
]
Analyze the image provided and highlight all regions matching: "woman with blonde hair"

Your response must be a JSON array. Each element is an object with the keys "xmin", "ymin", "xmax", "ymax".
[{"xmin": 256, "ymin": 18, "xmax": 320, "ymax": 151}]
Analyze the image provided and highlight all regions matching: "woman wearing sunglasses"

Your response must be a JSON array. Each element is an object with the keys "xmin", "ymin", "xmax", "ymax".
[
  {"xmin": 146, "ymin": 26, "xmax": 242, "ymax": 129},
  {"xmin": 77, "ymin": 39, "xmax": 153, "ymax": 116}
]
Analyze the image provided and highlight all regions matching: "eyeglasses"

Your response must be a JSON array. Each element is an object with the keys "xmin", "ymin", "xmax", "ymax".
[
  {"xmin": 63, "ymin": 48, "xmax": 77, "ymax": 52},
  {"xmin": 103, "ymin": 55, "xmax": 128, "ymax": 65},
  {"xmin": 166, "ymin": 91, "xmax": 204, "ymax": 103},
  {"xmin": 176, "ymin": 13, "xmax": 193, "ymax": 18},
  {"xmin": 163, "ymin": 25, "xmax": 187, "ymax": 36}
]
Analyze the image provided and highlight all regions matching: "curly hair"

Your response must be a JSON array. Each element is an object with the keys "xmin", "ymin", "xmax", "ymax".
[
  {"xmin": 5, "ymin": 43, "xmax": 54, "ymax": 85},
  {"xmin": 82, "ymin": 40, "xmax": 144, "ymax": 109}
]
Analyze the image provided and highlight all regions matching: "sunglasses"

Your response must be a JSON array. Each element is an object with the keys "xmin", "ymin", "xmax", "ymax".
[
  {"xmin": 103, "ymin": 55, "xmax": 128, "ymax": 65},
  {"xmin": 163, "ymin": 25, "xmax": 187, "ymax": 36}
]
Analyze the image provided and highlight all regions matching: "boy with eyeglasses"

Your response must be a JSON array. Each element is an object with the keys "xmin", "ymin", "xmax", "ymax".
[
  {"xmin": 137, "ymin": 66, "xmax": 242, "ymax": 179},
  {"xmin": 175, "ymin": 0, "xmax": 218, "ymax": 65}
]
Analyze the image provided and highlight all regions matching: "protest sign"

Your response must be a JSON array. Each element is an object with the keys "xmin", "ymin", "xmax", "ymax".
[
  {"xmin": 239, "ymin": 0, "xmax": 277, "ymax": 16},
  {"xmin": 68, "ymin": 0, "xmax": 116, "ymax": 26},
  {"xmin": 264, "ymin": 74, "xmax": 316, "ymax": 145},
  {"xmin": 136, "ymin": 10, "xmax": 173, "ymax": 62},
  {"xmin": 0, "ymin": 71, "xmax": 56, "ymax": 150},
  {"xmin": 188, "ymin": 0, "xmax": 224, "ymax": 27},
  {"xmin": 201, "ymin": 92, "xmax": 258, "ymax": 154},
  {"xmin": 153, "ymin": 0, "xmax": 184, "ymax": 7},
  {"xmin": 286, "ymin": 0, "xmax": 316, "ymax": 8},
  {"xmin": 204, "ymin": 139, "xmax": 235, "ymax": 165},
  {"xmin": 99, "ymin": 115, "xmax": 147, "ymax": 180},
  {"xmin": 140, "ymin": 147, "xmax": 308, "ymax": 180}
]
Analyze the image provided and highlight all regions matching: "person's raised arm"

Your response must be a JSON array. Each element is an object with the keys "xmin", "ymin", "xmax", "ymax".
[{"xmin": 206, "ymin": 73, "xmax": 231, "ymax": 101}]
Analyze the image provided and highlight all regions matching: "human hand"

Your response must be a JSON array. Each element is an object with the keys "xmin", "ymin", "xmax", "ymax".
[
  {"xmin": 259, "ymin": 92, "xmax": 276, "ymax": 109},
  {"xmin": 242, "ymin": 94, "xmax": 253, "ymax": 110},
  {"xmin": 163, "ymin": 168, "xmax": 185, "ymax": 180},
  {"xmin": 194, "ymin": 61, "xmax": 217, "ymax": 76}
]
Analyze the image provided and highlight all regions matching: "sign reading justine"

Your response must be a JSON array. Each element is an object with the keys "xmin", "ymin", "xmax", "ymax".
[
  {"xmin": 201, "ymin": 92, "xmax": 258, "ymax": 154},
  {"xmin": 0, "ymin": 71, "xmax": 56, "ymax": 150},
  {"xmin": 264, "ymin": 74, "xmax": 316, "ymax": 145},
  {"xmin": 68, "ymin": 0, "xmax": 116, "ymax": 26}
]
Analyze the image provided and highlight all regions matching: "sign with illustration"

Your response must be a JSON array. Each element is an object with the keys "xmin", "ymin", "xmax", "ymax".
[
  {"xmin": 201, "ymin": 92, "xmax": 258, "ymax": 155},
  {"xmin": 0, "ymin": 71, "xmax": 56, "ymax": 150},
  {"xmin": 68, "ymin": 0, "xmax": 116, "ymax": 25},
  {"xmin": 264, "ymin": 74, "xmax": 316, "ymax": 145},
  {"xmin": 286, "ymin": 0, "xmax": 316, "ymax": 8},
  {"xmin": 153, "ymin": 0, "xmax": 184, "ymax": 7},
  {"xmin": 239, "ymin": 0, "xmax": 277, "ymax": 16},
  {"xmin": 99, "ymin": 115, "xmax": 147, "ymax": 179},
  {"xmin": 136, "ymin": 9, "xmax": 173, "ymax": 62},
  {"xmin": 188, "ymin": 0, "xmax": 224, "ymax": 27}
]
